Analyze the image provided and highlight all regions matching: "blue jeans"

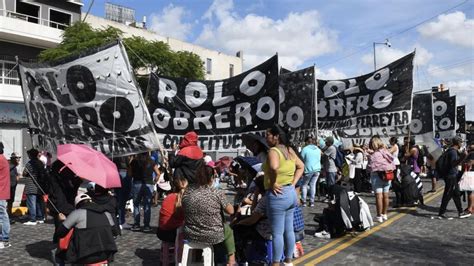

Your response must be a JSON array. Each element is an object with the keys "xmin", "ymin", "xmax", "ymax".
[
  {"xmin": 326, "ymin": 171, "xmax": 337, "ymax": 187},
  {"xmin": 26, "ymin": 194, "xmax": 44, "ymax": 222},
  {"xmin": 0, "ymin": 200, "xmax": 10, "ymax": 241},
  {"xmin": 115, "ymin": 171, "xmax": 132, "ymax": 225},
  {"xmin": 132, "ymin": 182, "xmax": 153, "ymax": 227},
  {"xmin": 266, "ymin": 185, "xmax": 297, "ymax": 262},
  {"xmin": 301, "ymin": 172, "xmax": 320, "ymax": 203}
]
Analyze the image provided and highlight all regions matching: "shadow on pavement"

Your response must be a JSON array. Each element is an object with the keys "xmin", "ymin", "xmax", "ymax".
[
  {"xmin": 135, "ymin": 248, "xmax": 160, "ymax": 266},
  {"xmin": 25, "ymin": 240, "xmax": 55, "ymax": 263}
]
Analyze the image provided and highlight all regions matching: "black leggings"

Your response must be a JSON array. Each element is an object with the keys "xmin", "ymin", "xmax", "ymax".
[{"xmin": 439, "ymin": 176, "xmax": 463, "ymax": 215}]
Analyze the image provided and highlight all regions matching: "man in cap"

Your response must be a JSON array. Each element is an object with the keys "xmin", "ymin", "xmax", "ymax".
[
  {"xmin": 0, "ymin": 142, "xmax": 12, "ymax": 248},
  {"xmin": 7, "ymin": 153, "xmax": 21, "ymax": 219}
]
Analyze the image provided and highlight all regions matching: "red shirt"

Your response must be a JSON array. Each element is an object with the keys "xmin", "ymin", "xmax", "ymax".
[
  {"xmin": 159, "ymin": 193, "xmax": 184, "ymax": 230},
  {"xmin": 0, "ymin": 154, "xmax": 10, "ymax": 200}
]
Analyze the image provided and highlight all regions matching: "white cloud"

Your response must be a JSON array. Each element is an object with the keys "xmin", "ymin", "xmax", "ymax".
[
  {"xmin": 417, "ymin": 11, "xmax": 474, "ymax": 48},
  {"xmin": 149, "ymin": 4, "xmax": 192, "ymax": 40},
  {"xmin": 361, "ymin": 45, "xmax": 432, "ymax": 69},
  {"xmin": 427, "ymin": 61, "xmax": 473, "ymax": 78},
  {"xmin": 446, "ymin": 80, "xmax": 474, "ymax": 120},
  {"xmin": 196, "ymin": 0, "xmax": 338, "ymax": 70},
  {"xmin": 315, "ymin": 67, "xmax": 347, "ymax": 80}
]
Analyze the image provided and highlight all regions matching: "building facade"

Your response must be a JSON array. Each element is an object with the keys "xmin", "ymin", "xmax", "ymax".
[{"xmin": 0, "ymin": 0, "xmax": 82, "ymax": 162}]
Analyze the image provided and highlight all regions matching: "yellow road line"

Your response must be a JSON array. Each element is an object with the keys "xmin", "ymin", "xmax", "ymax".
[{"xmin": 296, "ymin": 188, "xmax": 444, "ymax": 265}]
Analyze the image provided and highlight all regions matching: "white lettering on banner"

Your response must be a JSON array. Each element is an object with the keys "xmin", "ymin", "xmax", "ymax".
[
  {"xmin": 240, "ymin": 70, "xmax": 265, "ymax": 96},
  {"xmin": 158, "ymin": 78, "xmax": 177, "ymax": 104},
  {"xmin": 19, "ymin": 43, "xmax": 160, "ymax": 156},
  {"xmin": 365, "ymin": 68, "xmax": 390, "ymax": 90},
  {"xmin": 153, "ymin": 108, "xmax": 171, "ymax": 129},
  {"xmin": 256, "ymin": 96, "xmax": 276, "ymax": 120},
  {"xmin": 194, "ymin": 111, "xmax": 213, "ymax": 129},
  {"xmin": 235, "ymin": 102, "xmax": 252, "ymax": 127},
  {"xmin": 345, "ymin": 79, "xmax": 360, "ymax": 95},
  {"xmin": 215, "ymin": 107, "xmax": 231, "ymax": 128},
  {"xmin": 212, "ymin": 81, "xmax": 235, "ymax": 106},
  {"xmin": 318, "ymin": 110, "xmax": 410, "ymax": 130},
  {"xmin": 185, "ymin": 82, "xmax": 207, "ymax": 108},
  {"xmin": 286, "ymin": 106, "xmax": 304, "ymax": 128},
  {"xmin": 174, "ymin": 110, "xmax": 190, "ymax": 130},
  {"xmin": 373, "ymin": 90, "xmax": 393, "ymax": 109},
  {"xmin": 323, "ymin": 80, "xmax": 346, "ymax": 98}
]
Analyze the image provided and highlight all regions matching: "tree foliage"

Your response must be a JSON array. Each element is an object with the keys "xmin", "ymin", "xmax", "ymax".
[{"xmin": 39, "ymin": 22, "xmax": 205, "ymax": 81}]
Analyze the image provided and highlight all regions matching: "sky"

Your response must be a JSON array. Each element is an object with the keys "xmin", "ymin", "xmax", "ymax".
[{"xmin": 82, "ymin": 0, "xmax": 474, "ymax": 119}]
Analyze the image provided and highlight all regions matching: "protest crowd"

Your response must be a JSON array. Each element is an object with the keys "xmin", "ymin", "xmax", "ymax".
[
  {"xmin": 0, "ymin": 42, "xmax": 473, "ymax": 266},
  {"xmin": 1, "ymin": 128, "xmax": 473, "ymax": 265}
]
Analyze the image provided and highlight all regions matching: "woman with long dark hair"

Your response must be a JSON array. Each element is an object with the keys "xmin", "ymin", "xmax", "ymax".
[{"xmin": 263, "ymin": 124, "xmax": 304, "ymax": 265}]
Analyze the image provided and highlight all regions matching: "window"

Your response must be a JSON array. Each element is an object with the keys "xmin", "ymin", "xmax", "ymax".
[
  {"xmin": 229, "ymin": 64, "xmax": 234, "ymax": 77},
  {"xmin": 206, "ymin": 58, "xmax": 212, "ymax": 74},
  {"xmin": 0, "ymin": 60, "xmax": 20, "ymax": 85},
  {"xmin": 49, "ymin": 9, "xmax": 71, "ymax": 30},
  {"xmin": 15, "ymin": 0, "xmax": 40, "ymax": 24}
]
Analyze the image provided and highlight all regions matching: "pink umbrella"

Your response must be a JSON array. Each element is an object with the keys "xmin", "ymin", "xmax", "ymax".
[{"xmin": 57, "ymin": 144, "xmax": 121, "ymax": 188}]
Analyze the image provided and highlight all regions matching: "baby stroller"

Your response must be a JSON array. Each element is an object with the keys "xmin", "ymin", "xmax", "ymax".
[{"xmin": 392, "ymin": 165, "xmax": 424, "ymax": 207}]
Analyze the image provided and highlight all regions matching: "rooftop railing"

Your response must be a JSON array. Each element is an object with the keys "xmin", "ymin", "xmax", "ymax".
[{"xmin": 0, "ymin": 9, "xmax": 70, "ymax": 30}]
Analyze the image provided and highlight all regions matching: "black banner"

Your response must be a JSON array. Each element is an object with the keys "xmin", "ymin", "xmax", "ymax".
[
  {"xmin": 317, "ymin": 52, "xmax": 415, "ymax": 130},
  {"xmin": 457, "ymin": 105, "xmax": 466, "ymax": 133},
  {"xmin": 339, "ymin": 93, "xmax": 433, "ymax": 143},
  {"xmin": 148, "ymin": 55, "xmax": 279, "ymax": 150},
  {"xmin": 433, "ymin": 93, "xmax": 456, "ymax": 138},
  {"xmin": 18, "ymin": 42, "xmax": 160, "ymax": 156},
  {"xmin": 279, "ymin": 66, "xmax": 317, "ymax": 144}
]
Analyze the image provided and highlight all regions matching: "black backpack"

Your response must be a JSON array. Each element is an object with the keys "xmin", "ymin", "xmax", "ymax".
[{"xmin": 435, "ymin": 149, "xmax": 452, "ymax": 177}]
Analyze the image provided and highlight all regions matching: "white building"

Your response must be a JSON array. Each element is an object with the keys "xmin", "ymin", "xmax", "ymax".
[{"xmin": 84, "ymin": 14, "xmax": 243, "ymax": 80}]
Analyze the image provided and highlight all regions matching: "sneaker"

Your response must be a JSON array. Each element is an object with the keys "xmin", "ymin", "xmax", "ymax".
[
  {"xmin": 37, "ymin": 219, "xmax": 45, "ymax": 224},
  {"xmin": 310, "ymin": 203, "xmax": 315, "ymax": 207},
  {"xmin": 314, "ymin": 230, "xmax": 331, "ymax": 239},
  {"xmin": 301, "ymin": 203, "xmax": 307, "ymax": 207},
  {"xmin": 0, "ymin": 242, "xmax": 11, "ymax": 249},
  {"xmin": 143, "ymin": 226, "xmax": 153, "ymax": 232},
  {"xmin": 23, "ymin": 221, "xmax": 37, "ymax": 225},
  {"xmin": 459, "ymin": 211, "xmax": 472, "ymax": 219},
  {"xmin": 375, "ymin": 216, "xmax": 383, "ymax": 223},
  {"xmin": 121, "ymin": 223, "xmax": 132, "ymax": 229},
  {"xmin": 130, "ymin": 224, "xmax": 141, "ymax": 231},
  {"xmin": 323, "ymin": 199, "xmax": 329, "ymax": 203},
  {"xmin": 437, "ymin": 214, "xmax": 454, "ymax": 220},
  {"xmin": 382, "ymin": 214, "xmax": 388, "ymax": 221}
]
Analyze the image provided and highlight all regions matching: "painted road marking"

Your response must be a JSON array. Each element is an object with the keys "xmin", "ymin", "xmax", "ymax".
[{"xmin": 295, "ymin": 188, "xmax": 445, "ymax": 265}]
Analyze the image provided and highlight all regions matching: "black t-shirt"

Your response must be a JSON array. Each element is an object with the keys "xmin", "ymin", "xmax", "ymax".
[
  {"xmin": 130, "ymin": 159, "xmax": 155, "ymax": 184},
  {"xmin": 447, "ymin": 148, "xmax": 459, "ymax": 176},
  {"xmin": 9, "ymin": 162, "xmax": 18, "ymax": 187}
]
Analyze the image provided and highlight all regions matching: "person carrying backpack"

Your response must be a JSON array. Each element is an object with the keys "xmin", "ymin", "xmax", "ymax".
[{"xmin": 437, "ymin": 137, "xmax": 471, "ymax": 219}]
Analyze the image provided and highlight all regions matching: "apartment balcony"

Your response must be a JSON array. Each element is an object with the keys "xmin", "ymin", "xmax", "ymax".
[{"xmin": 0, "ymin": 9, "xmax": 68, "ymax": 48}]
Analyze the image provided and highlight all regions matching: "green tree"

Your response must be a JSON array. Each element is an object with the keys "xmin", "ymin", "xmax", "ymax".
[{"xmin": 39, "ymin": 21, "xmax": 205, "ymax": 82}]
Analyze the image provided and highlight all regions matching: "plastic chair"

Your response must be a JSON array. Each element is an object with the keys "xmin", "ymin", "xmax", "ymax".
[
  {"xmin": 160, "ymin": 241, "xmax": 175, "ymax": 266},
  {"xmin": 180, "ymin": 240, "xmax": 214, "ymax": 266}
]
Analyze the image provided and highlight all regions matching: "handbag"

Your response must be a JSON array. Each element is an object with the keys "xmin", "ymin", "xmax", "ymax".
[
  {"xmin": 378, "ymin": 170, "xmax": 394, "ymax": 181},
  {"xmin": 59, "ymin": 228, "xmax": 74, "ymax": 251},
  {"xmin": 459, "ymin": 165, "xmax": 474, "ymax": 191}
]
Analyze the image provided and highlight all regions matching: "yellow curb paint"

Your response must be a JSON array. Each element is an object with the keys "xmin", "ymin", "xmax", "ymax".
[{"xmin": 296, "ymin": 188, "xmax": 445, "ymax": 265}]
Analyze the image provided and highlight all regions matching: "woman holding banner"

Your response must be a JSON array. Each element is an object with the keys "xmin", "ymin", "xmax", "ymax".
[
  {"xmin": 263, "ymin": 125, "xmax": 304, "ymax": 265},
  {"xmin": 367, "ymin": 136, "xmax": 395, "ymax": 223}
]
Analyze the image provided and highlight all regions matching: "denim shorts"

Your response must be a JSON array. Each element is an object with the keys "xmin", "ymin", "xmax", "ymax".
[{"xmin": 371, "ymin": 172, "xmax": 391, "ymax": 193}]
